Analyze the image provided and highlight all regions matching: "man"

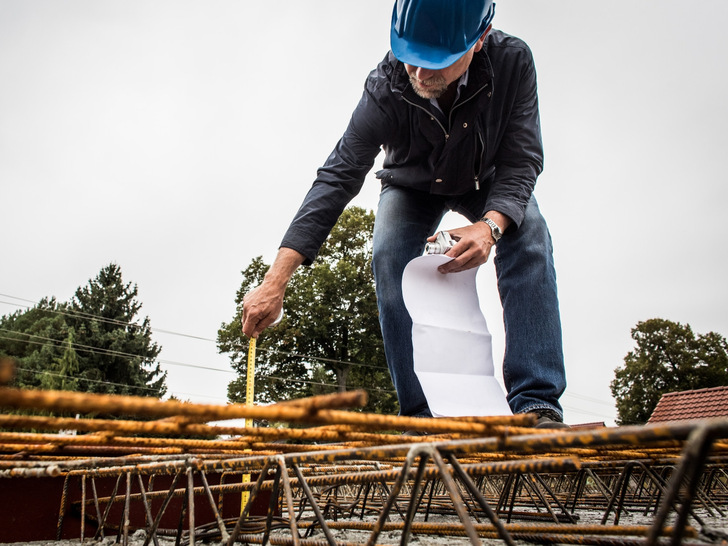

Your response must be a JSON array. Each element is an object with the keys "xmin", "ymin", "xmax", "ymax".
[{"xmin": 242, "ymin": 0, "xmax": 568, "ymax": 428}]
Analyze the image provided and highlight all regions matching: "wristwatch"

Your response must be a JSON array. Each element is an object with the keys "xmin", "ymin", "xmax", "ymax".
[{"xmin": 480, "ymin": 217, "xmax": 503, "ymax": 242}]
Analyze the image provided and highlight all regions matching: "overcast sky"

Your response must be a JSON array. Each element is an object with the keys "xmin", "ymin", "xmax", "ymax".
[{"xmin": 2, "ymin": 1, "xmax": 727, "ymax": 426}]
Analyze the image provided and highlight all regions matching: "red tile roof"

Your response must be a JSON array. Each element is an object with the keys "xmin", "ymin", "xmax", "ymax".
[
  {"xmin": 570, "ymin": 422, "xmax": 606, "ymax": 429},
  {"xmin": 647, "ymin": 385, "xmax": 728, "ymax": 423}
]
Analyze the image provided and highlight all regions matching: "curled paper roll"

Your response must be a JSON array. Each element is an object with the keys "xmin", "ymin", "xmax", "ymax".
[{"xmin": 402, "ymin": 254, "xmax": 512, "ymax": 417}]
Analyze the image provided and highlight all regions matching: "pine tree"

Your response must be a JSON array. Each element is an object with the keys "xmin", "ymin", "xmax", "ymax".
[
  {"xmin": 0, "ymin": 265, "xmax": 167, "ymax": 398},
  {"xmin": 67, "ymin": 263, "xmax": 167, "ymax": 396}
]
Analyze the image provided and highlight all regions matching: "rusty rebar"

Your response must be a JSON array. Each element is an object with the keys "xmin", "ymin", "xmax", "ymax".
[
  {"xmin": 2, "ymin": 385, "xmax": 727, "ymax": 546},
  {"xmin": 0, "ymin": 386, "xmax": 534, "ymax": 434}
]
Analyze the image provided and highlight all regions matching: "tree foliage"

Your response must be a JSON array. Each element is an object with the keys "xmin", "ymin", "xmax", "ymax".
[
  {"xmin": 0, "ymin": 263, "xmax": 167, "ymax": 398},
  {"xmin": 218, "ymin": 207, "xmax": 398, "ymax": 414},
  {"xmin": 611, "ymin": 318, "xmax": 728, "ymax": 425},
  {"xmin": 40, "ymin": 329, "xmax": 80, "ymax": 391}
]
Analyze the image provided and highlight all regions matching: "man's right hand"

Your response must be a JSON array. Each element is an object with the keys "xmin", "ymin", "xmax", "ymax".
[
  {"xmin": 241, "ymin": 282, "xmax": 285, "ymax": 339},
  {"xmin": 241, "ymin": 247, "xmax": 305, "ymax": 338}
]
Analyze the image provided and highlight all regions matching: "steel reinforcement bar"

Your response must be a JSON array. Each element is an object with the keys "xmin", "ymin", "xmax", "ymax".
[{"xmin": 0, "ymin": 387, "xmax": 727, "ymax": 545}]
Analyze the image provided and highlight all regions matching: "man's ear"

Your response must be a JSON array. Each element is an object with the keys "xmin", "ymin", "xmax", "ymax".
[{"xmin": 474, "ymin": 25, "xmax": 492, "ymax": 52}]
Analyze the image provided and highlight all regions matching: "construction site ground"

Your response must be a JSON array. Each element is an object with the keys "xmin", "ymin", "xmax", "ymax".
[
  {"xmin": 0, "ymin": 386, "xmax": 726, "ymax": 545},
  {"xmin": 2, "ymin": 509, "xmax": 727, "ymax": 546}
]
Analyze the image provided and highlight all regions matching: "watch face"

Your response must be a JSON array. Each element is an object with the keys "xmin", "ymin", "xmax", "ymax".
[{"xmin": 485, "ymin": 218, "xmax": 501, "ymax": 240}]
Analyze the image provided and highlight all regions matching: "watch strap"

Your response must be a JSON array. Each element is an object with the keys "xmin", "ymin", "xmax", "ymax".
[{"xmin": 479, "ymin": 217, "xmax": 502, "ymax": 242}]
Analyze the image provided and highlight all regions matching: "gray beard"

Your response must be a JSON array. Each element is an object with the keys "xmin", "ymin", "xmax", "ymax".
[{"xmin": 409, "ymin": 75, "xmax": 448, "ymax": 99}]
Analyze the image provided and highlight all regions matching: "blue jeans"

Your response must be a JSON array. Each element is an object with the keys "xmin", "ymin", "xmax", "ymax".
[{"xmin": 371, "ymin": 185, "xmax": 566, "ymax": 418}]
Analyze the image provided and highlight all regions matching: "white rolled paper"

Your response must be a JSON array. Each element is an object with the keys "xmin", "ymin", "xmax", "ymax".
[{"xmin": 402, "ymin": 254, "xmax": 512, "ymax": 417}]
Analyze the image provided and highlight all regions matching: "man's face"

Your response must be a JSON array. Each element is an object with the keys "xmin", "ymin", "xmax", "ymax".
[{"xmin": 404, "ymin": 29, "xmax": 488, "ymax": 100}]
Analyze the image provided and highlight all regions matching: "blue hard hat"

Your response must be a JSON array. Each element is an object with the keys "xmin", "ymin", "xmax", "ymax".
[{"xmin": 390, "ymin": 0, "xmax": 495, "ymax": 69}]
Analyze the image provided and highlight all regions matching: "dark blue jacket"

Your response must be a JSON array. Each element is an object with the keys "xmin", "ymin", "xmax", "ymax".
[{"xmin": 282, "ymin": 30, "xmax": 543, "ymax": 265}]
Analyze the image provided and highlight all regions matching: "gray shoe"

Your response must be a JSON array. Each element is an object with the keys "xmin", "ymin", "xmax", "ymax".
[
  {"xmin": 402, "ymin": 429, "xmax": 430, "ymax": 436},
  {"xmin": 534, "ymin": 409, "xmax": 570, "ymax": 429}
]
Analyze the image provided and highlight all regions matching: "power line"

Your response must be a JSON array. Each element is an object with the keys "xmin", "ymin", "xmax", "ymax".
[
  {"xmin": 0, "ymin": 294, "xmax": 387, "ymax": 371},
  {"xmin": 0, "ymin": 296, "xmax": 216, "ymax": 342},
  {"xmin": 5, "ymin": 330, "xmax": 612, "ymax": 416},
  {"xmin": 14, "ymin": 360, "xmax": 394, "ymax": 400},
  {"xmin": 13, "ymin": 361, "xmax": 392, "ymax": 406},
  {"xmin": 15, "ymin": 367, "xmax": 165, "ymax": 396},
  {"xmin": 1, "ymin": 332, "xmax": 395, "ymax": 397},
  {"xmin": 15, "ymin": 358, "xmax": 611, "ymax": 418},
  {"xmin": 563, "ymin": 391, "xmax": 614, "ymax": 407},
  {"xmin": 256, "ymin": 374, "xmax": 395, "ymax": 395},
  {"xmin": 561, "ymin": 404, "xmax": 614, "ymax": 420},
  {"xmin": 15, "ymin": 361, "xmax": 610, "ymax": 419},
  {"xmin": 1, "ymin": 292, "xmax": 615, "ymax": 414},
  {"xmin": 255, "ymin": 346, "xmax": 388, "ymax": 372},
  {"xmin": 1, "ymin": 291, "xmax": 413, "ymax": 402},
  {"xmin": 0, "ymin": 331, "xmax": 232, "ymax": 375},
  {"xmin": 0, "ymin": 328, "xmax": 389, "ymax": 378}
]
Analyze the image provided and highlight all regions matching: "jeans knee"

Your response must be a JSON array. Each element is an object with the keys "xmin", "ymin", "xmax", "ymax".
[
  {"xmin": 498, "ymin": 202, "xmax": 553, "ymax": 268},
  {"xmin": 521, "ymin": 203, "xmax": 552, "ymax": 248},
  {"xmin": 372, "ymin": 253, "xmax": 403, "ymax": 309}
]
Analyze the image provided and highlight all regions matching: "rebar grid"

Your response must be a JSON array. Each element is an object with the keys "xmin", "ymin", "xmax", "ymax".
[{"xmin": 0, "ymin": 387, "xmax": 727, "ymax": 545}]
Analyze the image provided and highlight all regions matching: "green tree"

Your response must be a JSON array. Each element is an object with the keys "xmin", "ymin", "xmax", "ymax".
[
  {"xmin": 0, "ymin": 264, "xmax": 167, "ymax": 397},
  {"xmin": 218, "ymin": 207, "xmax": 398, "ymax": 414},
  {"xmin": 611, "ymin": 318, "xmax": 728, "ymax": 425},
  {"xmin": 0, "ymin": 297, "xmax": 70, "ymax": 389},
  {"xmin": 67, "ymin": 264, "xmax": 166, "ymax": 396}
]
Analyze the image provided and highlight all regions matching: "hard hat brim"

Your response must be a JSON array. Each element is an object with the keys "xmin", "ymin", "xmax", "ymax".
[
  {"xmin": 389, "ymin": 2, "xmax": 495, "ymax": 70},
  {"xmin": 390, "ymin": 26, "xmax": 474, "ymax": 70}
]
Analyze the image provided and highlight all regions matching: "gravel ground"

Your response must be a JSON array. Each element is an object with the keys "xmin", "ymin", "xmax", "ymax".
[{"xmin": 3, "ymin": 508, "xmax": 726, "ymax": 546}]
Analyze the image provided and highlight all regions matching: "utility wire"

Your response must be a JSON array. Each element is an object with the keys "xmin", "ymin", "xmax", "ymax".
[
  {"xmin": 1, "ymin": 329, "xmax": 164, "ymax": 367},
  {"xmin": 0, "ymin": 332, "xmax": 395, "ymax": 396},
  {"xmin": 16, "ymin": 361, "xmax": 605, "ymax": 418},
  {"xmin": 14, "ymin": 366, "xmax": 395, "ymax": 406},
  {"xmin": 1, "ymin": 331, "xmax": 231, "ymax": 374},
  {"xmin": 1, "ymin": 292, "xmax": 615, "ymax": 412},
  {"xmin": 0, "ymin": 294, "xmax": 388, "ymax": 371},
  {"xmin": 0, "ymin": 328, "xmax": 388, "ymax": 376},
  {"xmin": 561, "ymin": 404, "xmax": 614, "ymax": 420},
  {"xmin": 0, "ymin": 296, "xmax": 215, "ymax": 342},
  {"xmin": 14, "ymin": 362, "xmax": 394, "ymax": 398},
  {"xmin": 15, "ymin": 367, "xmax": 166, "ymax": 396},
  {"xmin": 562, "ymin": 391, "xmax": 615, "ymax": 406},
  {"xmin": 3, "ymin": 298, "xmax": 617, "ymax": 406},
  {"xmin": 254, "ymin": 374, "xmax": 395, "ymax": 395}
]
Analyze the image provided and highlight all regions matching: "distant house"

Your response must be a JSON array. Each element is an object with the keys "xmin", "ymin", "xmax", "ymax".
[
  {"xmin": 647, "ymin": 385, "xmax": 728, "ymax": 423},
  {"xmin": 570, "ymin": 421, "xmax": 606, "ymax": 430}
]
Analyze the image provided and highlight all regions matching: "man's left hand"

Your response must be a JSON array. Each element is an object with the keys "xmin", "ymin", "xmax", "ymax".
[{"xmin": 428, "ymin": 212, "xmax": 510, "ymax": 274}]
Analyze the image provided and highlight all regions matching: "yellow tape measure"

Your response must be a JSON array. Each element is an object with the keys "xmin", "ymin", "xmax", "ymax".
[
  {"xmin": 241, "ymin": 336, "xmax": 256, "ymax": 513},
  {"xmin": 246, "ymin": 337, "xmax": 256, "ymax": 410}
]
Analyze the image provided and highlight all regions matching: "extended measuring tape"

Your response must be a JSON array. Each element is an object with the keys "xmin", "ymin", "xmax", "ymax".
[
  {"xmin": 241, "ymin": 336, "xmax": 256, "ymax": 513},
  {"xmin": 240, "ymin": 310, "xmax": 283, "ymax": 515},
  {"xmin": 245, "ymin": 337, "xmax": 256, "ymax": 417}
]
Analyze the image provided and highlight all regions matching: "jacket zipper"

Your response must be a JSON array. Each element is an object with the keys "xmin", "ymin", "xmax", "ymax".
[
  {"xmin": 474, "ymin": 130, "xmax": 485, "ymax": 190},
  {"xmin": 454, "ymin": 82, "xmax": 490, "ymax": 190},
  {"xmin": 403, "ymin": 81, "xmax": 491, "ymax": 189},
  {"xmin": 402, "ymin": 81, "xmax": 490, "ymax": 140},
  {"xmin": 402, "ymin": 96, "xmax": 450, "ymax": 139},
  {"xmin": 448, "ymin": 81, "xmax": 489, "ymax": 129}
]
